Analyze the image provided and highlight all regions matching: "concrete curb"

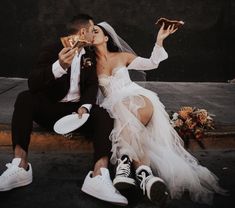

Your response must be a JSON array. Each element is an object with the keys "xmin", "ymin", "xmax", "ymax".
[{"xmin": 1, "ymin": 124, "xmax": 235, "ymax": 152}]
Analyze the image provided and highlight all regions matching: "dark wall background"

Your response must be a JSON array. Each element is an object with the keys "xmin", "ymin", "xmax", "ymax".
[{"xmin": 0, "ymin": 0, "xmax": 234, "ymax": 81}]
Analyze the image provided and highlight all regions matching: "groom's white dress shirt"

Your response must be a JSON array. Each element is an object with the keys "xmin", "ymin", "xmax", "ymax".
[{"xmin": 51, "ymin": 48, "xmax": 92, "ymax": 111}]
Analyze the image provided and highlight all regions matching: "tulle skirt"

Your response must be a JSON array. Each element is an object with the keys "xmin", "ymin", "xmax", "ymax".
[{"xmin": 99, "ymin": 82, "xmax": 226, "ymax": 204}]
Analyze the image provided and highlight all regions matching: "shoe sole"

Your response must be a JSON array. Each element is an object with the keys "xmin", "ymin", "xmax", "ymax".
[
  {"xmin": 0, "ymin": 178, "xmax": 33, "ymax": 191},
  {"xmin": 149, "ymin": 180, "xmax": 169, "ymax": 206},
  {"xmin": 113, "ymin": 177, "xmax": 136, "ymax": 190},
  {"xmin": 81, "ymin": 185, "xmax": 128, "ymax": 206}
]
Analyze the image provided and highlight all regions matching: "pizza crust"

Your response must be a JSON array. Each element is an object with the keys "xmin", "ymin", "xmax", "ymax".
[
  {"xmin": 60, "ymin": 34, "xmax": 91, "ymax": 48},
  {"xmin": 156, "ymin": 18, "xmax": 184, "ymax": 30}
]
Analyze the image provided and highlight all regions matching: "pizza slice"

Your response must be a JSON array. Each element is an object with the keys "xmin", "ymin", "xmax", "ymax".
[
  {"xmin": 155, "ymin": 17, "xmax": 184, "ymax": 30},
  {"xmin": 60, "ymin": 34, "xmax": 91, "ymax": 49}
]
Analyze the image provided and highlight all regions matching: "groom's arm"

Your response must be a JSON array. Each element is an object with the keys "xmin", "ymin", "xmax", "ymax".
[
  {"xmin": 79, "ymin": 68, "xmax": 98, "ymax": 107},
  {"xmin": 77, "ymin": 70, "xmax": 98, "ymax": 117}
]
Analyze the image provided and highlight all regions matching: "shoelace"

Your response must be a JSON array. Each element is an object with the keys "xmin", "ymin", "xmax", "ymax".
[
  {"xmin": 116, "ymin": 157, "xmax": 130, "ymax": 177},
  {"xmin": 139, "ymin": 171, "xmax": 151, "ymax": 195}
]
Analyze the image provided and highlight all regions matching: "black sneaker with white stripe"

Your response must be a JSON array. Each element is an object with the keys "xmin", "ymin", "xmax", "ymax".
[
  {"xmin": 136, "ymin": 165, "xmax": 169, "ymax": 207},
  {"xmin": 113, "ymin": 155, "xmax": 136, "ymax": 190}
]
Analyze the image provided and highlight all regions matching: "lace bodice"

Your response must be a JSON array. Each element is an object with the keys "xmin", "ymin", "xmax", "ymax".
[
  {"xmin": 98, "ymin": 44, "xmax": 168, "ymax": 97},
  {"xmin": 98, "ymin": 66, "xmax": 132, "ymax": 97}
]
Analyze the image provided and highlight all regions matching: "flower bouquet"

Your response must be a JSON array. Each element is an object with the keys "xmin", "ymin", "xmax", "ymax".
[{"xmin": 169, "ymin": 107, "xmax": 215, "ymax": 148}]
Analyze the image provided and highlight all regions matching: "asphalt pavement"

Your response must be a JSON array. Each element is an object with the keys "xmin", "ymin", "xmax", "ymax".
[{"xmin": 0, "ymin": 148, "xmax": 234, "ymax": 208}]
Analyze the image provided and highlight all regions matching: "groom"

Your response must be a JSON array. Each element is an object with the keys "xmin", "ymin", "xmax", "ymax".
[{"xmin": 0, "ymin": 14, "xmax": 127, "ymax": 205}]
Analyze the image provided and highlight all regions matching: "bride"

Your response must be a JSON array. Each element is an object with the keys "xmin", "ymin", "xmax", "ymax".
[{"xmin": 92, "ymin": 21, "xmax": 226, "ymax": 205}]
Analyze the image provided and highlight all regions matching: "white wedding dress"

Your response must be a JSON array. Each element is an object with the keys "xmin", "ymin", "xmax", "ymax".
[{"xmin": 97, "ymin": 44, "xmax": 226, "ymax": 204}]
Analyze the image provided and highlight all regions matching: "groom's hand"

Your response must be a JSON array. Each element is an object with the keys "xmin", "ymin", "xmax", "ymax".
[
  {"xmin": 77, "ymin": 107, "xmax": 88, "ymax": 118},
  {"xmin": 59, "ymin": 47, "xmax": 78, "ymax": 70}
]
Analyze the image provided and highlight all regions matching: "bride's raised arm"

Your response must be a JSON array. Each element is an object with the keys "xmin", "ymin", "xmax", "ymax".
[{"xmin": 126, "ymin": 23, "xmax": 177, "ymax": 71}]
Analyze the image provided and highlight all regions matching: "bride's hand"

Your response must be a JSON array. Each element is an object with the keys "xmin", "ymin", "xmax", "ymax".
[{"xmin": 156, "ymin": 23, "xmax": 178, "ymax": 46}]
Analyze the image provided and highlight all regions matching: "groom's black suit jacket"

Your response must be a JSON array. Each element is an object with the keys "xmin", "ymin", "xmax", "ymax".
[{"xmin": 28, "ymin": 42, "xmax": 98, "ymax": 106}]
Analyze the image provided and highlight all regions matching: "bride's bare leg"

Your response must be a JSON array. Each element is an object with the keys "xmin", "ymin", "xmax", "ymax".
[
  {"xmin": 137, "ymin": 96, "xmax": 154, "ymax": 126},
  {"xmin": 122, "ymin": 96, "xmax": 154, "ymax": 167},
  {"xmin": 117, "ymin": 96, "xmax": 153, "ymax": 164},
  {"xmin": 133, "ymin": 160, "xmax": 145, "ymax": 169},
  {"xmin": 114, "ymin": 97, "xmax": 168, "ymax": 203},
  {"xmin": 121, "ymin": 95, "xmax": 153, "ymax": 126},
  {"xmin": 113, "ymin": 95, "xmax": 154, "ymax": 171}
]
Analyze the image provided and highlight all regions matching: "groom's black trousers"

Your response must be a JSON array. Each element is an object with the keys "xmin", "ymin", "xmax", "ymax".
[{"xmin": 11, "ymin": 90, "xmax": 113, "ymax": 163}]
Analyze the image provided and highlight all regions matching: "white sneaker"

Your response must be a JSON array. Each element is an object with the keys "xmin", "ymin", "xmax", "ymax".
[
  {"xmin": 0, "ymin": 158, "xmax": 33, "ymax": 191},
  {"xmin": 81, "ymin": 168, "xmax": 128, "ymax": 206},
  {"xmin": 136, "ymin": 165, "xmax": 168, "ymax": 205}
]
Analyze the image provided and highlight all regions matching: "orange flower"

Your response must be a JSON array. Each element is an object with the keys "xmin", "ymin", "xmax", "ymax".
[
  {"xmin": 178, "ymin": 107, "xmax": 193, "ymax": 120},
  {"xmin": 175, "ymin": 119, "xmax": 184, "ymax": 127},
  {"xmin": 185, "ymin": 118, "xmax": 196, "ymax": 129},
  {"xmin": 196, "ymin": 109, "xmax": 208, "ymax": 125}
]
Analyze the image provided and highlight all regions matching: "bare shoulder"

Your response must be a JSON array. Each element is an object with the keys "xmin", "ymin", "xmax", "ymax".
[{"xmin": 119, "ymin": 52, "xmax": 137, "ymax": 65}]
